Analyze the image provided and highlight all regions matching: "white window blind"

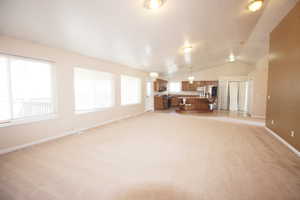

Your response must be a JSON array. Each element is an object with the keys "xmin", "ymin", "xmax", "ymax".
[
  {"xmin": 74, "ymin": 68, "xmax": 114, "ymax": 112},
  {"xmin": 121, "ymin": 75, "xmax": 141, "ymax": 105},
  {"xmin": 0, "ymin": 55, "xmax": 55, "ymax": 123},
  {"xmin": 169, "ymin": 82, "xmax": 181, "ymax": 93}
]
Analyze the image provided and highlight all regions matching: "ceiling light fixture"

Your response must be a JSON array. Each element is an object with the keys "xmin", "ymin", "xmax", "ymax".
[
  {"xmin": 188, "ymin": 66, "xmax": 194, "ymax": 84},
  {"xmin": 150, "ymin": 72, "xmax": 159, "ymax": 79},
  {"xmin": 188, "ymin": 76, "xmax": 195, "ymax": 84},
  {"xmin": 183, "ymin": 46, "xmax": 193, "ymax": 54},
  {"xmin": 144, "ymin": 0, "xmax": 166, "ymax": 9},
  {"xmin": 248, "ymin": 0, "xmax": 264, "ymax": 12},
  {"xmin": 229, "ymin": 54, "xmax": 236, "ymax": 62}
]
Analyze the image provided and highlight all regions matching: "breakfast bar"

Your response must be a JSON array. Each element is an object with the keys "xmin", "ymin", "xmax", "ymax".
[{"xmin": 176, "ymin": 96, "xmax": 213, "ymax": 113}]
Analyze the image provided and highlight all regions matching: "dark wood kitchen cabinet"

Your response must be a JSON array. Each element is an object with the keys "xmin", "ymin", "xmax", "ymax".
[
  {"xmin": 181, "ymin": 81, "xmax": 197, "ymax": 91},
  {"xmin": 181, "ymin": 81, "xmax": 218, "ymax": 91},
  {"xmin": 154, "ymin": 79, "xmax": 168, "ymax": 92},
  {"xmin": 154, "ymin": 95, "xmax": 169, "ymax": 110}
]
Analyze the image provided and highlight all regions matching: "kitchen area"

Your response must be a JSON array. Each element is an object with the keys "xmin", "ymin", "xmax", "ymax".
[{"xmin": 153, "ymin": 78, "xmax": 218, "ymax": 113}]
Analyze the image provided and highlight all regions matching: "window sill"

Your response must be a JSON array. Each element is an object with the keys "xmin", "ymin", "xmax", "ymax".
[{"xmin": 0, "ymin": 114, "xmax": 58, "ymax": 128}]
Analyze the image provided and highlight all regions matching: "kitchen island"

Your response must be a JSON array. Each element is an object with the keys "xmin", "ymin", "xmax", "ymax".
[{"xmin": 176, "ymin": 96, "xmax": 214, "ymax": 113}]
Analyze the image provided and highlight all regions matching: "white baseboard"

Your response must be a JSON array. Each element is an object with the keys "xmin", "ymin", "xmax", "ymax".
[
  {"xmin": 0, "ymin": 112, "xmax": 145, "ymax": 155},
  {"xmin": 265, "ymin": 127, "xmax": 300, "ymax": 157},
  {"xmin": 0, "ymin": 130, "xmax": 77, "ymax": 155}
]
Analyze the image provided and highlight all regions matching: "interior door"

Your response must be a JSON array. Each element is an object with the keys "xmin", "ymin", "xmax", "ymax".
[
  {"xmin": 218, "ymin": 80, "xmax": 228, "ymax": 110},
  {"xmin": 247, "ymin": 80, "xmax": 253, "ymax": 114},
  {"xmin": 238, "ymin": 81, "xmax": 247, "ymax": 112},
  {"xmin": 145, "ymin": 81, "xmax": 154, "ymax": 111},
  {"xmin": 229, "ymin": 82, "xmax": 239, "ymax": 111}
]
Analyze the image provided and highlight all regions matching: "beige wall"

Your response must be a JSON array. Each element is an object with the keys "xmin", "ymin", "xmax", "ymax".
[
  {"xmin": 248, "ymin": 56, "xmax": 269, "ymax": 118},
  {"xmin": 0, "ymin": 36, "xmax": 147, "ymax": 151},
  {"xmin": 165, "ymin": 61, "xmax": 254, "ymax": 81},
  {"xmin": 266, "ymin": 2, "xmax": 300, "ymax": 151}
]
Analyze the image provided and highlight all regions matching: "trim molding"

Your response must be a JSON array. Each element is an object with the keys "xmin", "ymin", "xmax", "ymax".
[
  {"xmin": 0, "ymin": 112, "xmax": 145, "ymax": 155},
  {"xmin": 265, "ymin": 127, "xmax": 300, "ymax": 157}
]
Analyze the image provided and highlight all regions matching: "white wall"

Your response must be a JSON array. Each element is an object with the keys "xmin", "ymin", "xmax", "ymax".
[{"xmin": 0, "ymin": 36, "xmax": 147, "ymax": 151}]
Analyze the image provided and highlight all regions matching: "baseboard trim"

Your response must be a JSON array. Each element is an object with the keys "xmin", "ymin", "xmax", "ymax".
[
  {"xmin": 265, "ymin": 127, "xmax": 300, "ymax": 157},
  {"xmin": 0, "ymin": 112, "xmax": 145, "ymax": 155},
  {"xmin": 0, "ymin": 130, "xmax": 77, "ymax": 155}
]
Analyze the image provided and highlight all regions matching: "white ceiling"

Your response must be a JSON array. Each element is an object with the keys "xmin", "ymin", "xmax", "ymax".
[{"xmin": 0, "ymin": 0, "xmax": 298, "ymax": 74}]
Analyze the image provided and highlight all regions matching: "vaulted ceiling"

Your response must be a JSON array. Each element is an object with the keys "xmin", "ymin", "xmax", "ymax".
[{"xmin": 0, "ymin": 0, "xmax": 298, "ymax": 74}]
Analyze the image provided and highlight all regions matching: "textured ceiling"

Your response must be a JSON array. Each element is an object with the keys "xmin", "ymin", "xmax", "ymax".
[{"xmin": 0, "ymin": 0, "xmax": 298, "ymax": 74}]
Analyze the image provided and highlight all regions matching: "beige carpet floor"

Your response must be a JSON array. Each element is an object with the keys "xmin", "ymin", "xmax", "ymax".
[{"xmin": 0, "ymin": 112, "xmax": 299, "ymax": 200}]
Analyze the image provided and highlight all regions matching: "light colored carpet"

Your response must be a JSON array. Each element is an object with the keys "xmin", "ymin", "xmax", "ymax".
[{"xmin": 0, "ymin": 112, "xmax": 299, "ymax": 200}]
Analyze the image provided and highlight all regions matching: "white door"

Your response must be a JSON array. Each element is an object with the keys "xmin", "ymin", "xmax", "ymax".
[
  {"xmin": 229, "ymin": 82, "xmax": 239, "ymax": 111},
  {"xmin": 238, "ymin": 81, "xmax": 247, "ymax": 112},
  {"xmin": 247, "ymin": 80, "xmax": 253, "ymax": 115},
  {"xmin": 218, "ymin": 80, "xmax": 229, "ymax": 110},
  {"xmin": 145, "ymin": 81, "xmax": 154, "ymax": 111}
]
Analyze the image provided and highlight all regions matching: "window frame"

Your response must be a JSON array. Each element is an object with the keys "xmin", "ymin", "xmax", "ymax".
[
  {"xmin": 73, "ymin": 67, "xmax": 115, "ymax": 114},
  {"xmin": 121, "ymin": 75, "xmax": 142, "ymax": 106},
  {"xmin": 0, "ymin": 54, "xmax": 57, "ymax": 127}
]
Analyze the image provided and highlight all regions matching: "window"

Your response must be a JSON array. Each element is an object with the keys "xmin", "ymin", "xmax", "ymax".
[
  {"xmin": 74, "ymin": 68, "xmax": 114, "ymax": 112},
  {"xmin": 121, "ymin": 75, "xmax": 141, "ymax": 105},
  {"xmin": 0, "ymin": 55, "xmax": 55, "ymax": 124},
  {"xmin": 169, "ymin": 82, "xmax": 181, "ymax": 93}
]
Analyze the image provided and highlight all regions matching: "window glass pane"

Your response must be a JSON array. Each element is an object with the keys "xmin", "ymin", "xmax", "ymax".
[
  {"xmin": 169, "ymin": 82, "xmax": 181, "ymax": 93},
  {"xmin": 10, "ymin": 58, "xmax": 53, "ymax": 119},
  {"xmin": 74, "ymin": 68, "xmax": 114, "ymax": 111},
  {"xmin": 0, "ymin": 57, "xmax": 11, "ymax": 122},
  {"xmin": 121, "ymin": 75, "xmax": 141, "ymax": 105}
]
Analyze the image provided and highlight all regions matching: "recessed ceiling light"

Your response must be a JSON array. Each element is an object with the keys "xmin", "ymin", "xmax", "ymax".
[
  {"xmin": 248, "ymin": 0, "xmax": 263, "ymax": 12},
  {"xmin": 144, "ymin": 0, "xmax": 166, "ymax": 9}
]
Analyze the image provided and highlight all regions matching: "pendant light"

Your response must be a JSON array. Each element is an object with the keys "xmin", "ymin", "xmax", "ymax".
[{"xmin": 188, "ymin": 66, "xmax": 194, "ymax": 84}]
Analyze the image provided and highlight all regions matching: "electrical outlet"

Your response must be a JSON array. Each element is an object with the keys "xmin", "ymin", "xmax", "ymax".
[
  {"xmin": 291, "ymin": 131, "xmax": 295, "ymax": 137},
  {"xmin": 271, "ymin": 120, "xmax": 274, "ymax": 125}
]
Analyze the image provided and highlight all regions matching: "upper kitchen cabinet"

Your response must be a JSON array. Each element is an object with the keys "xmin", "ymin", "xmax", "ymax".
[
  {"xmin": 154, "ymin": 79, "xmax": 168, "ymax": 92},
  {"xmin": 182, "ymin": 81, "xmax": 218, "ymax": 91},
  {"xmin": 182, "ymin": 81, "xmax": 197, "ymax": 91}
]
